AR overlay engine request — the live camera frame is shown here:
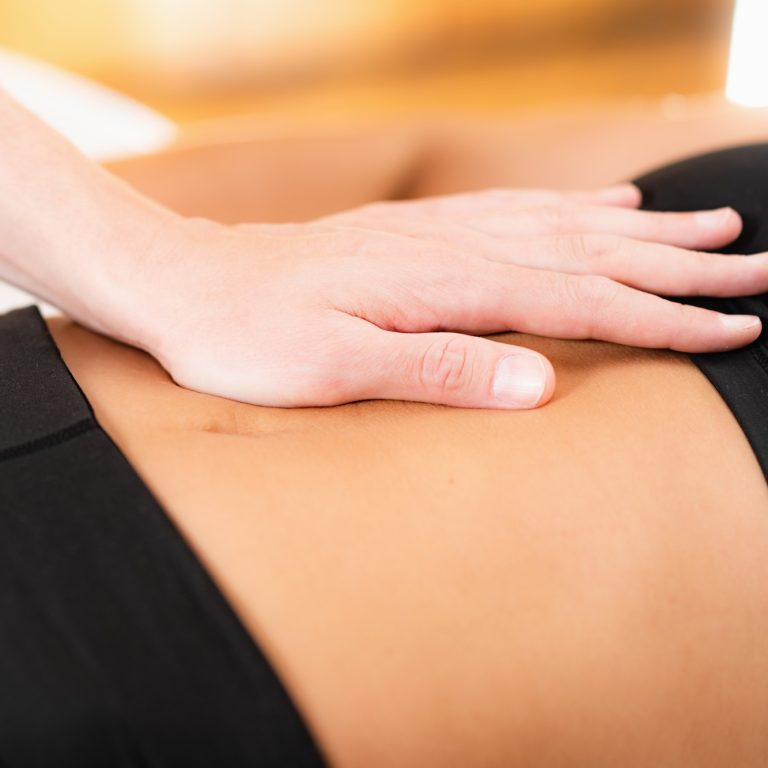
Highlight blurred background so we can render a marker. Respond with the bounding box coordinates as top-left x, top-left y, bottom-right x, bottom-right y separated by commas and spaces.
0, 0, 737, 125
0, 0, 761, 315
